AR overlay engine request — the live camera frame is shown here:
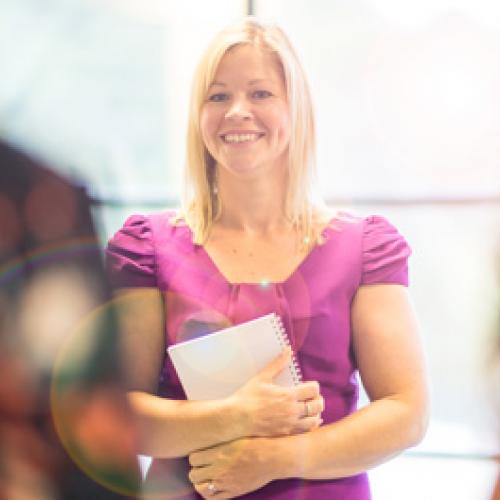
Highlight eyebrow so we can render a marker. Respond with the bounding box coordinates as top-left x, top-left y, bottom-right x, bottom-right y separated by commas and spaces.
209, 81, 226, 88
208, 78, 275, 88
248, 79, 271, 85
